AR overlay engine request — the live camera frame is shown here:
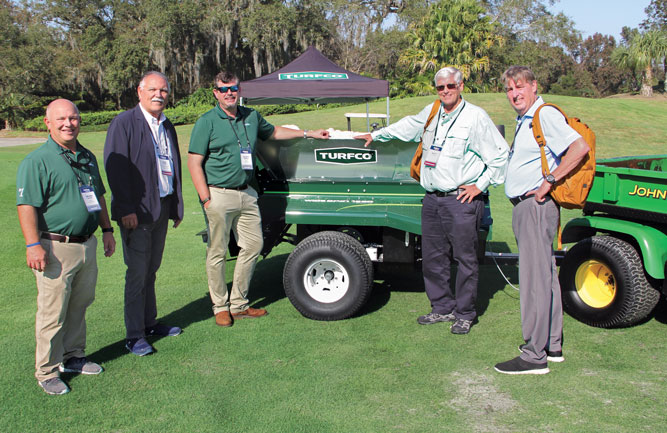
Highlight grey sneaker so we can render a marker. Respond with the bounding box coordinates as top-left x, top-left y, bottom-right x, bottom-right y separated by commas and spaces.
450, 318, 473, 334
38, 377, 70, 395
519, 344, 565, 362
417, 312, 455, 325
59, 357, 104, 375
